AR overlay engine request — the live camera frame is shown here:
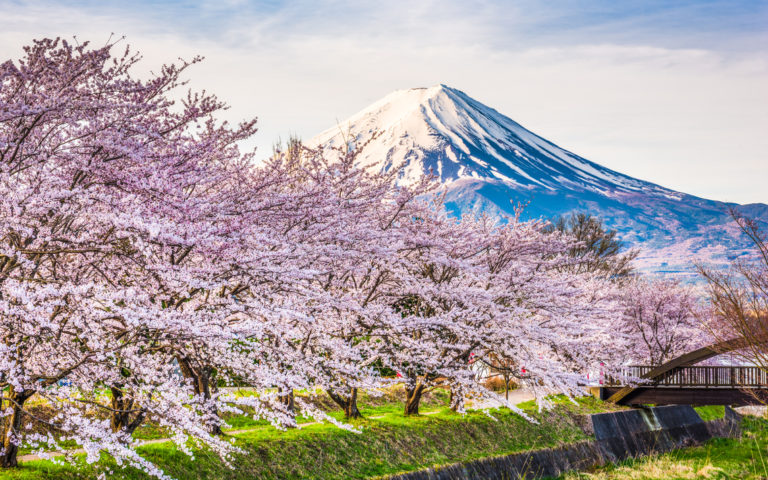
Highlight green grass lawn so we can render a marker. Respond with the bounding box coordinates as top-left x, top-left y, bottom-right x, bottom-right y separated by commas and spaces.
1, 392, 618, 480
693, 406, 726, 422
559, 411, 768, 480
5, 389, 753, 480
